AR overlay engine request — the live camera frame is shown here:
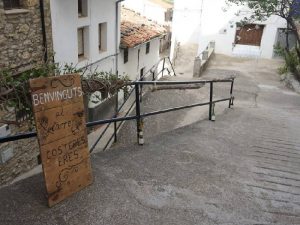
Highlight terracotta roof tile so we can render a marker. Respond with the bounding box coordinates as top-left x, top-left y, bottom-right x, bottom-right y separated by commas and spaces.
120, 8, 166, 48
